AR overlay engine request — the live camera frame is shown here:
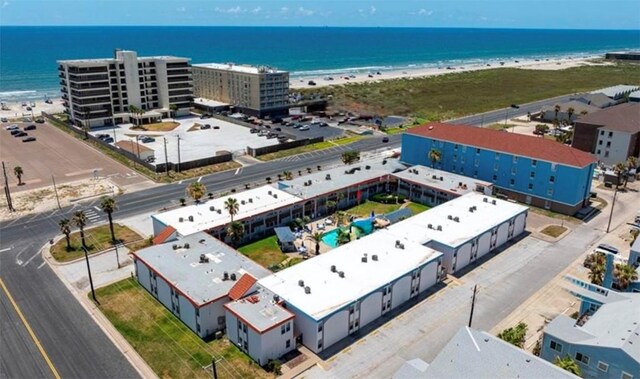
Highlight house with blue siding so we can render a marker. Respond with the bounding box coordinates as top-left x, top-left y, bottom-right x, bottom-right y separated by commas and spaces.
540, 279, 640, 379
401, 122, 597, 215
